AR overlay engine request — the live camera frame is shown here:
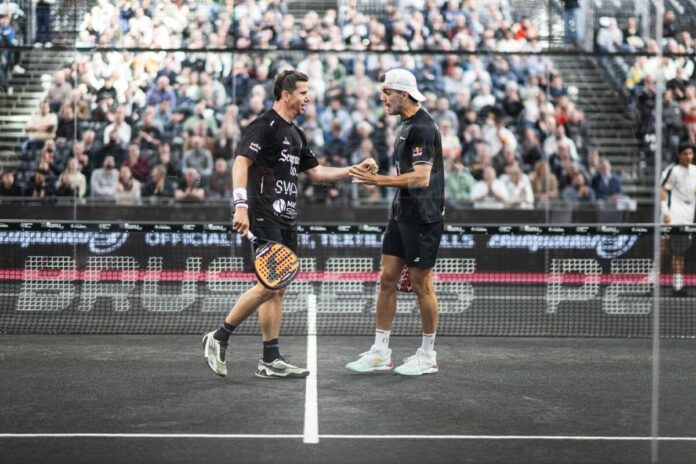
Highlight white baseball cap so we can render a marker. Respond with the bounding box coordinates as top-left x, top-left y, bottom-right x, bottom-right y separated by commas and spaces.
382, 68, 426, 102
